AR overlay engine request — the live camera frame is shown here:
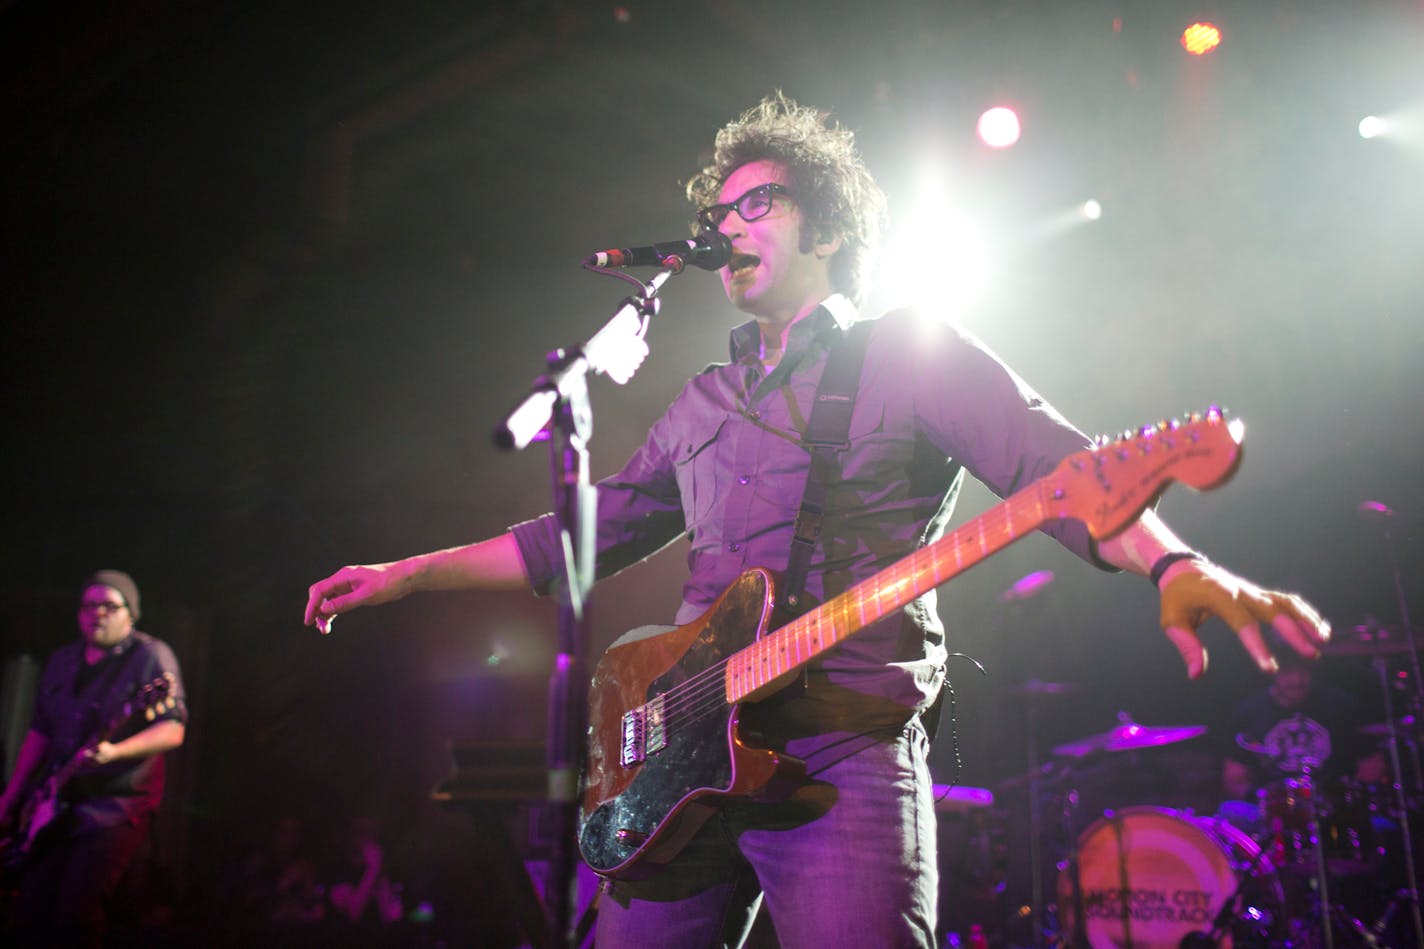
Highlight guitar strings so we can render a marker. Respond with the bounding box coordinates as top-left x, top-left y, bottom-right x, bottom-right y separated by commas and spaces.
635, 497, 1033, 740
638, 550, 932, 734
